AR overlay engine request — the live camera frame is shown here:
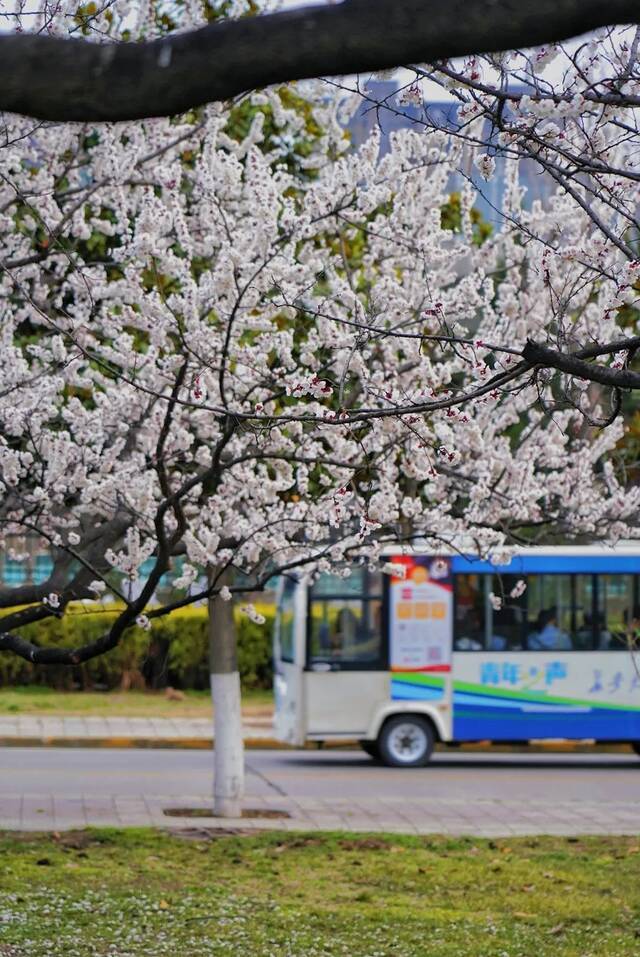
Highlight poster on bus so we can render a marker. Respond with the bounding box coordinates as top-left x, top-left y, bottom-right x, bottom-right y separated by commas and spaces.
388, 555, 453, 673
